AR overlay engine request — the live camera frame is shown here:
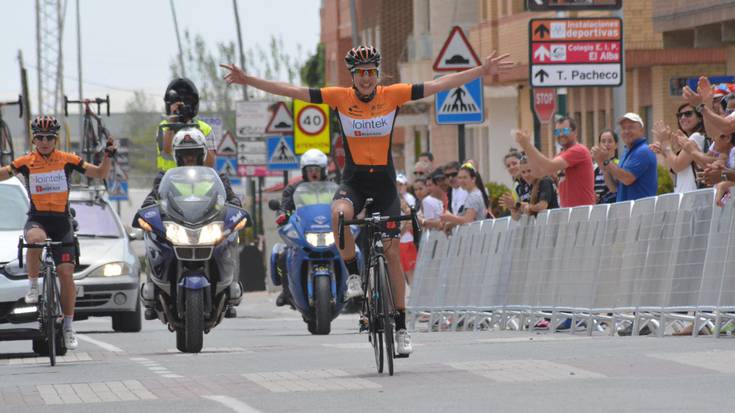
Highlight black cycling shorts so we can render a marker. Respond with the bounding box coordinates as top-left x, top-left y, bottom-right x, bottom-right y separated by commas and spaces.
333, 179, 401, 239
24, 215, 76, 265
